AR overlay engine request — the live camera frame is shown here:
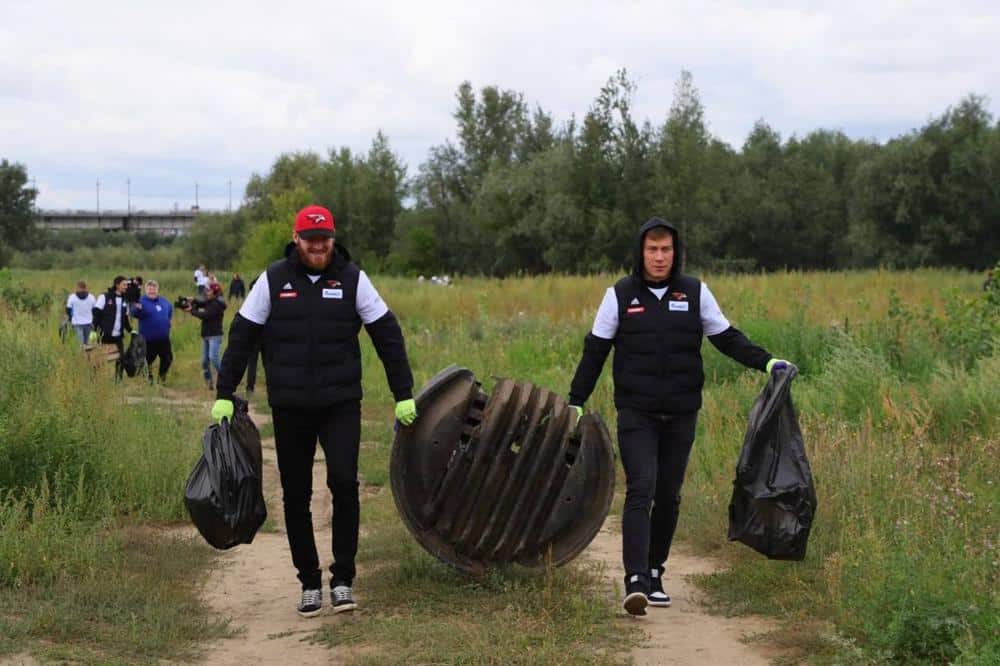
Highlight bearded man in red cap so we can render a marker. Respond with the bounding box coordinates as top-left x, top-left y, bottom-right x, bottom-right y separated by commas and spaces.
212, 205, 417, 617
